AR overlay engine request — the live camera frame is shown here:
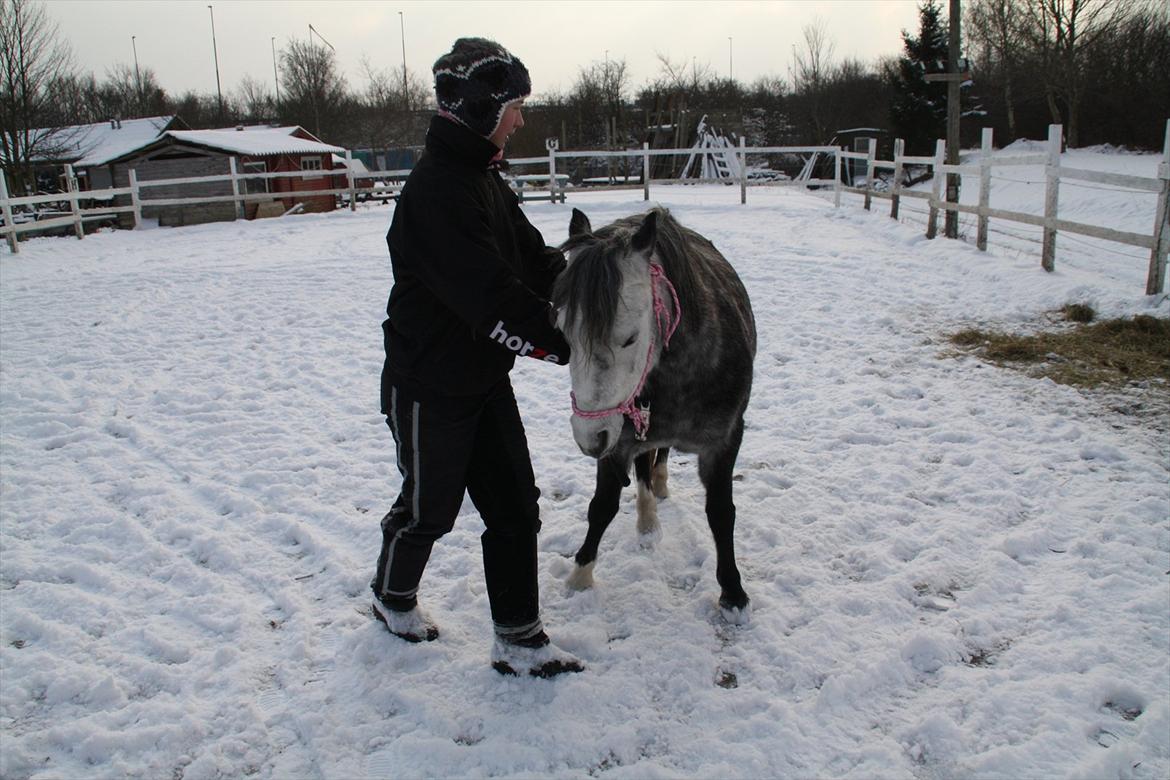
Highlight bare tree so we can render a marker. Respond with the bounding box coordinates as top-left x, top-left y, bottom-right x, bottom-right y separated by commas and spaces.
567, 58, 632, 147
0, 0, 77, 193
967, 0, 1025, 140
358, 57, 430, 147
1022, 0, 1133, 146
235, 74, 274, 124
279, 39, 347, 139
791, 18, 837, 141
653, 53, 714, 108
